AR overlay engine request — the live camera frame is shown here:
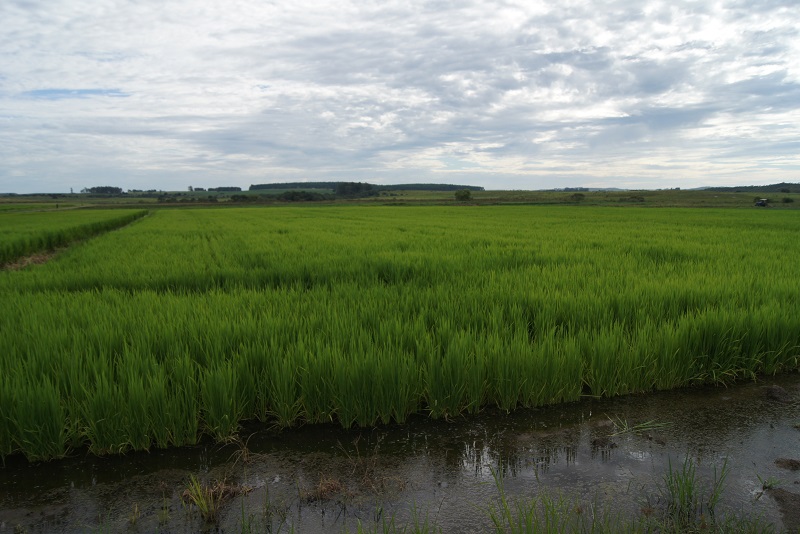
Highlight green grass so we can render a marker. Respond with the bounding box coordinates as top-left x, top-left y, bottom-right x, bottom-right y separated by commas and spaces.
0, 205, 798, 461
